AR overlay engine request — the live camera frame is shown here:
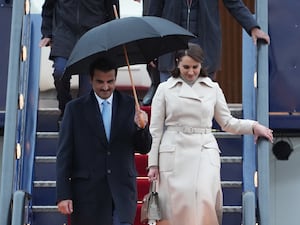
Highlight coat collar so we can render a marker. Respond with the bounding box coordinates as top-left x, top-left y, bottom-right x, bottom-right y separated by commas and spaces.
166, 76, 215, 88
165, 76, 215, 101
